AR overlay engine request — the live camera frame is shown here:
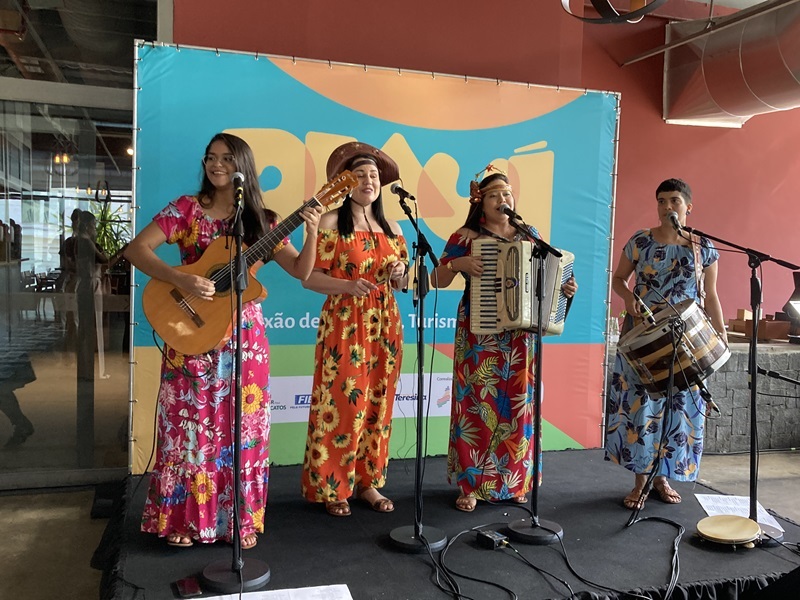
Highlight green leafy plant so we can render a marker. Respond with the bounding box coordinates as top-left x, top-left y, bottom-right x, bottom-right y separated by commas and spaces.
91, 183, 132, 270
